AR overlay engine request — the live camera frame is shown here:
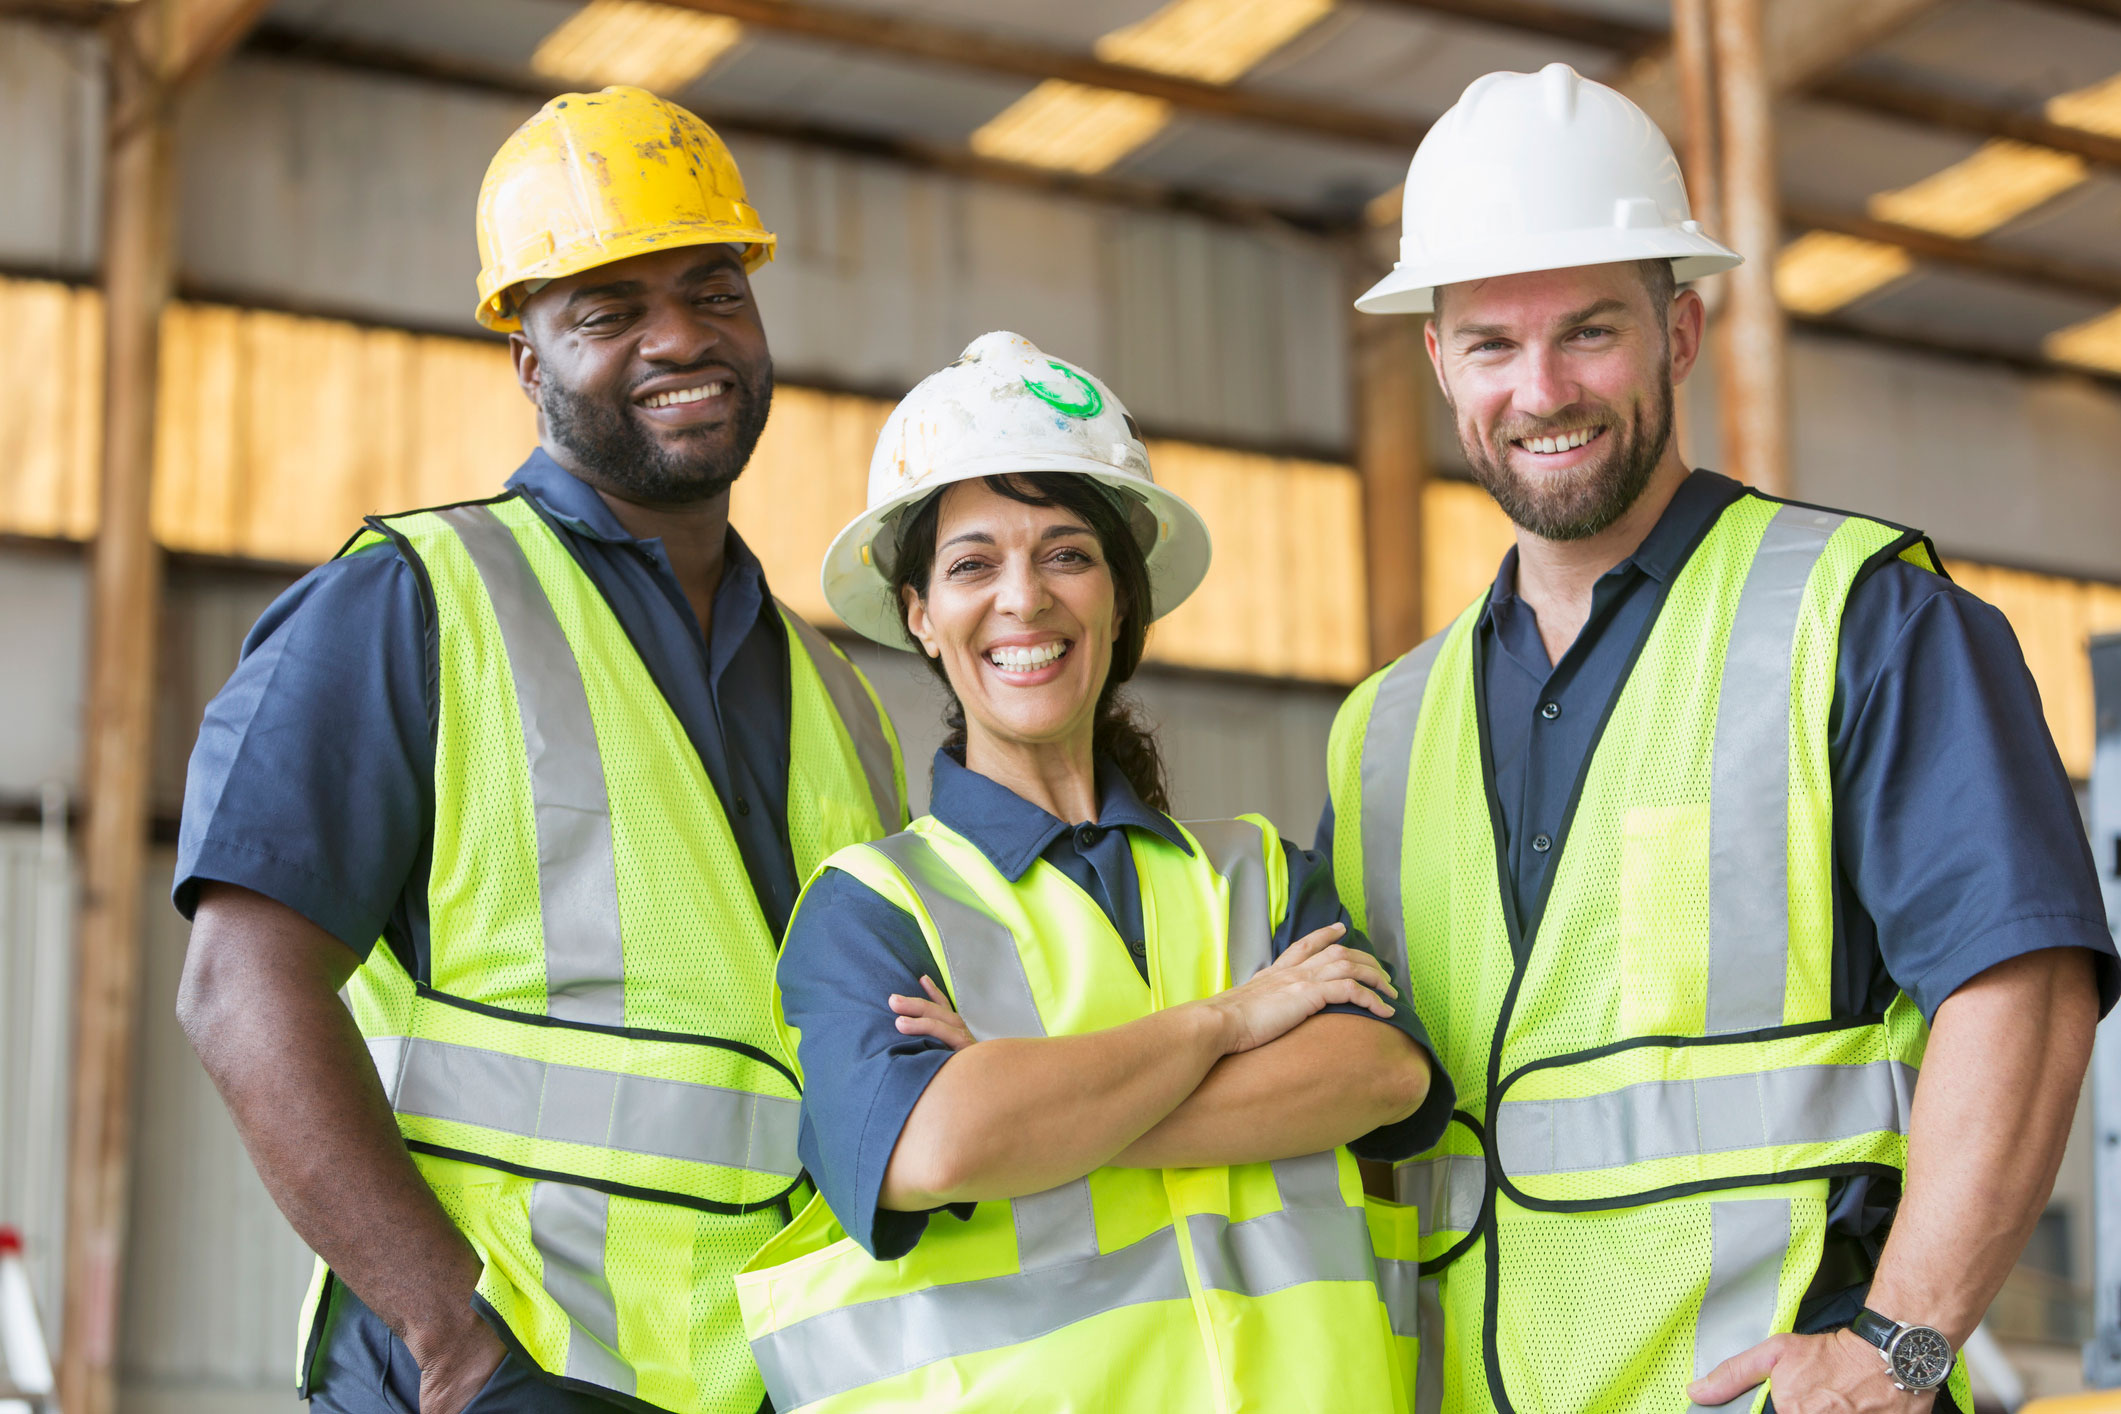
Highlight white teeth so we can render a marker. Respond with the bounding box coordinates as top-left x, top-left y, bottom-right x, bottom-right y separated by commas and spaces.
643, 382, 727, 409
988, 641, 1068, 671
1520, 427, 1600, 454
